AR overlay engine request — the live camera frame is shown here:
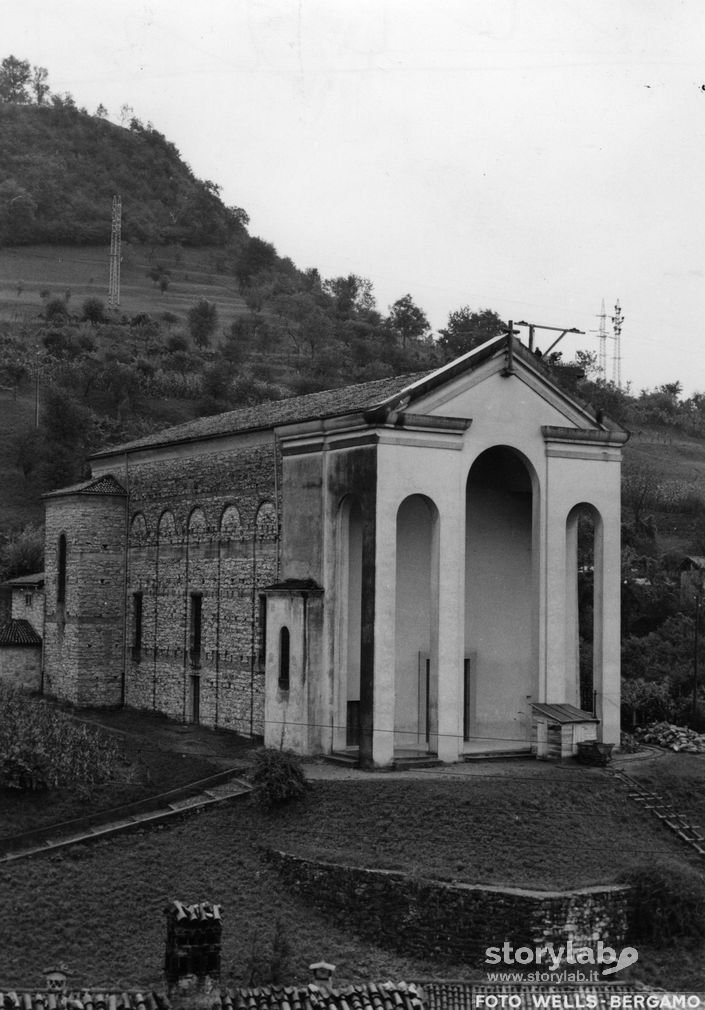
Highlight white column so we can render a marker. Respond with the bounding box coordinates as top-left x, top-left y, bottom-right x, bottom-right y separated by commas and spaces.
594, 511, 621, 745
544, 501, 568, 702
372, 500, 396, 767
564, 512, 580, 708
434, 497, 465, 762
